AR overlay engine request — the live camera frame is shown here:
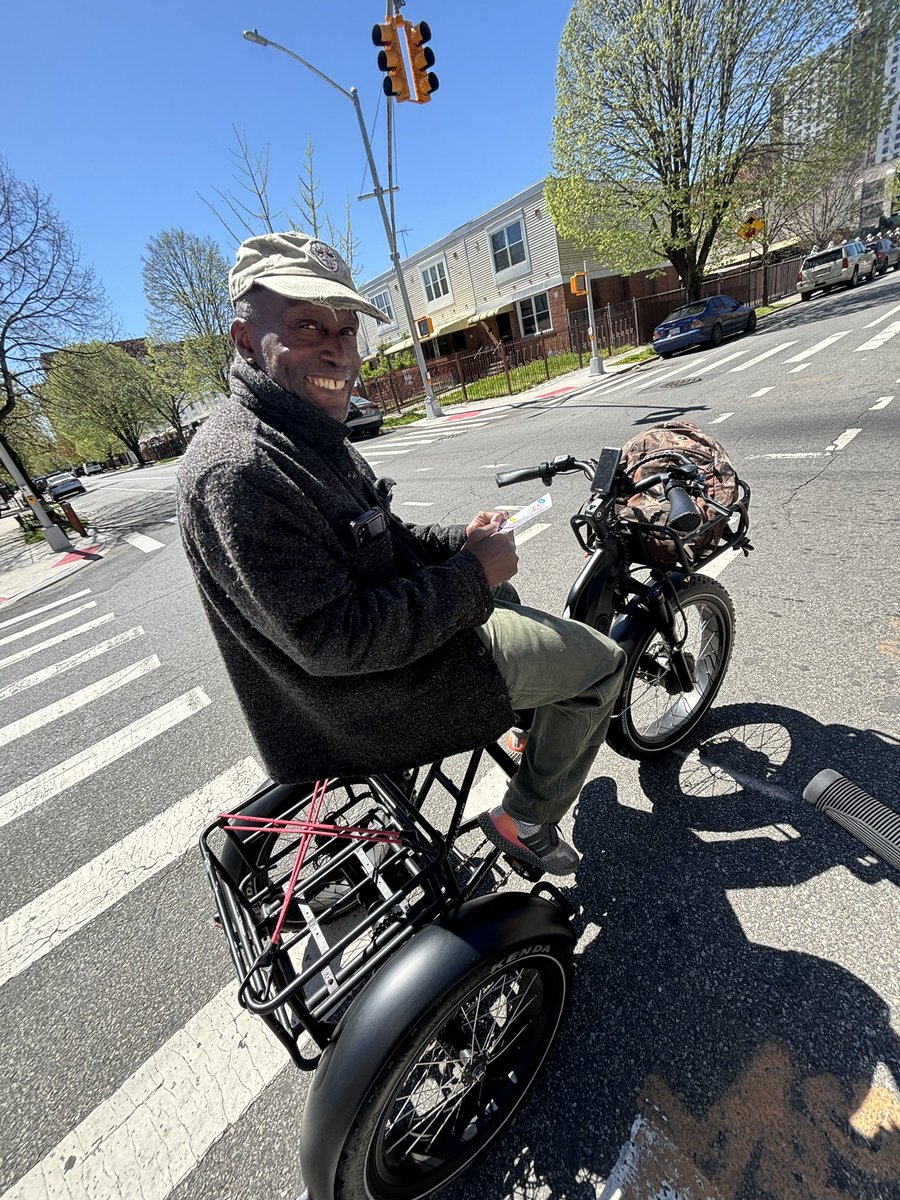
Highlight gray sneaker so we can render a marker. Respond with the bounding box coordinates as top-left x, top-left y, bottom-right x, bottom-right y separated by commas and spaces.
478, 805, 581, 876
